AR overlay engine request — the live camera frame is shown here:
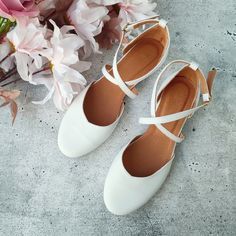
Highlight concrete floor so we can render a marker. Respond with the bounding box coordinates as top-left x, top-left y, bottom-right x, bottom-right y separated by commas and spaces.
0, 0, 236, 235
